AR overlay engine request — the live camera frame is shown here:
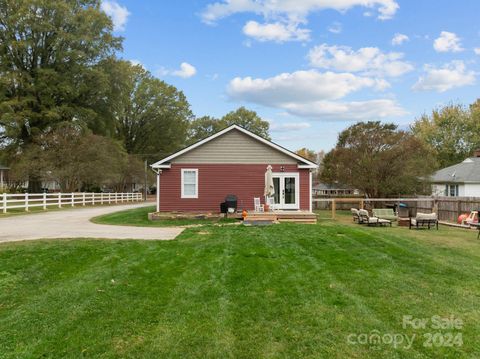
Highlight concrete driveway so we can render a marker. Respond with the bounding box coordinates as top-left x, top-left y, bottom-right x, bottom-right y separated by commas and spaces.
0, 203, 184, 243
